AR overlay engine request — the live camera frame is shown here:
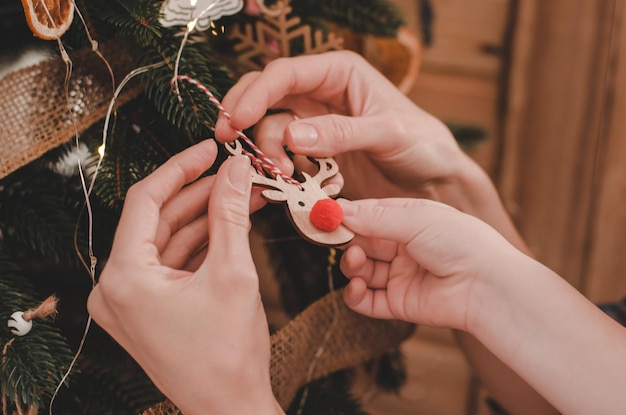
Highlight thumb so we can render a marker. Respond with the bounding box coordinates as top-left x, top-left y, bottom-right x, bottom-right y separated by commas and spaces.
337, 198, 448, 245
202, 155, 254, 268
338, 198, 512, 276
285, 114, 393, 157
